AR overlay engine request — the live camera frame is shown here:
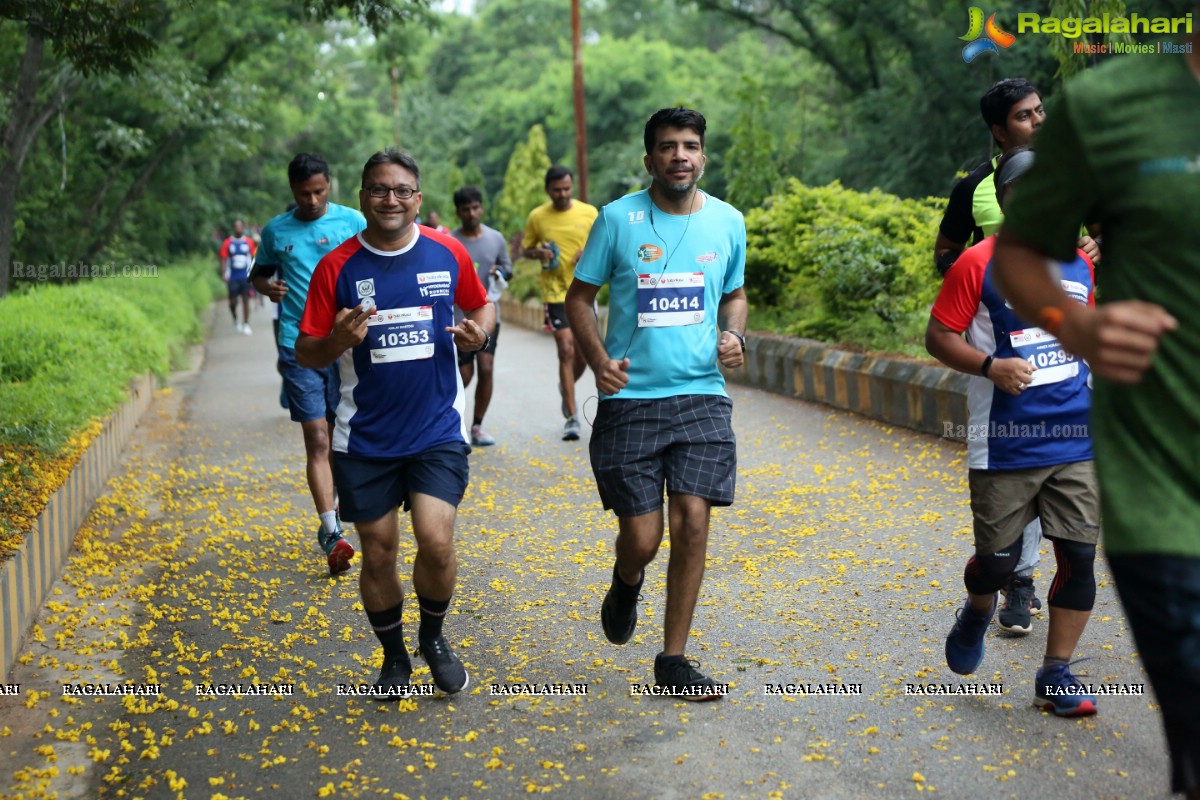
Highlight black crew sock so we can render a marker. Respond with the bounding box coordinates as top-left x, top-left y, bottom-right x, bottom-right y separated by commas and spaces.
1042, 654, 1070, 672
473, 417, 483, 427
365, 604, 405, 659
417, 595, 451, 642
611, 563, 644, 595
